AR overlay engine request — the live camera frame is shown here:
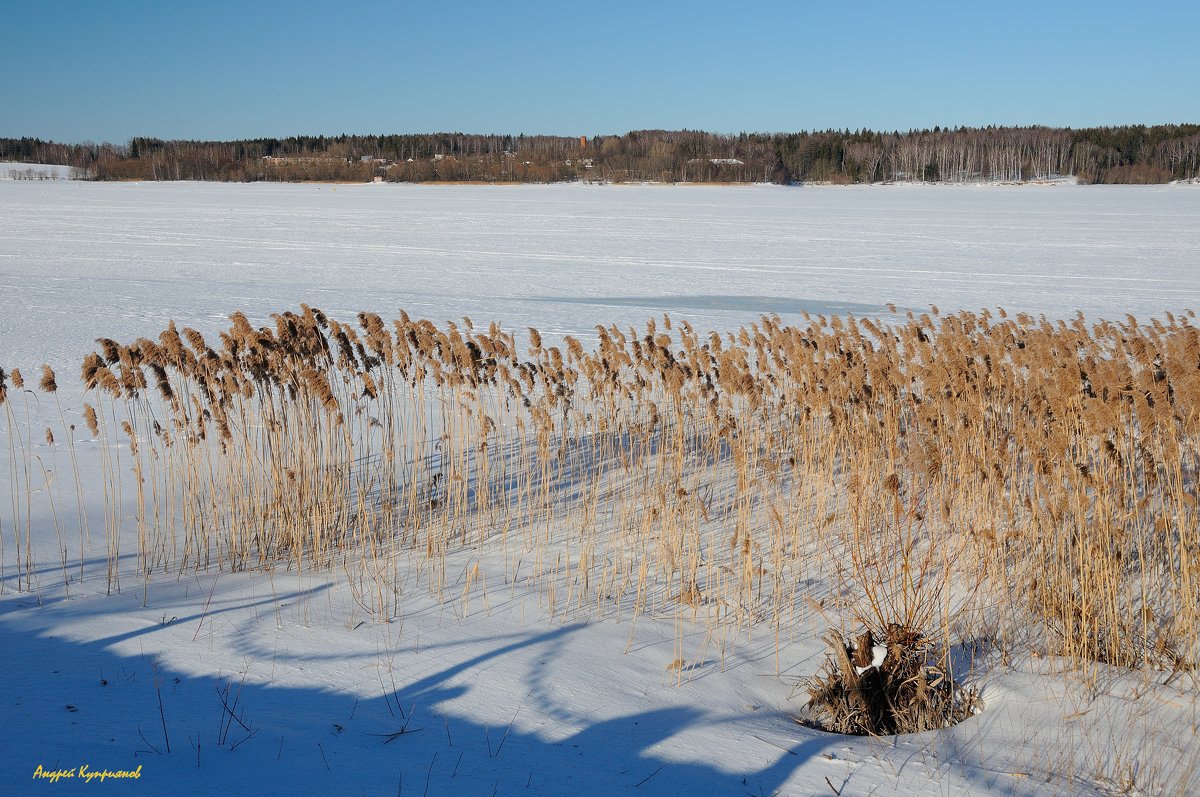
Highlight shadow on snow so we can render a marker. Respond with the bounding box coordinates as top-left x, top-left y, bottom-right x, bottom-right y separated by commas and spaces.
0, 589, 826, 796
